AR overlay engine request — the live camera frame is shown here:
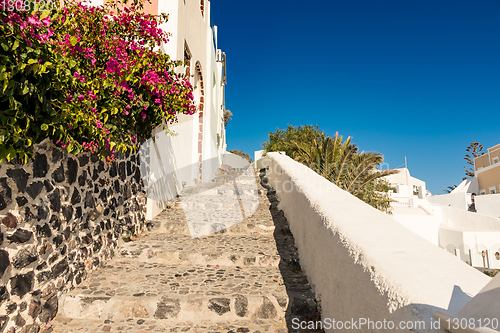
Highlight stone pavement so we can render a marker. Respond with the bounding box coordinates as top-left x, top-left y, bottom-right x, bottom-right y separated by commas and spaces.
50, 169, 323, 332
